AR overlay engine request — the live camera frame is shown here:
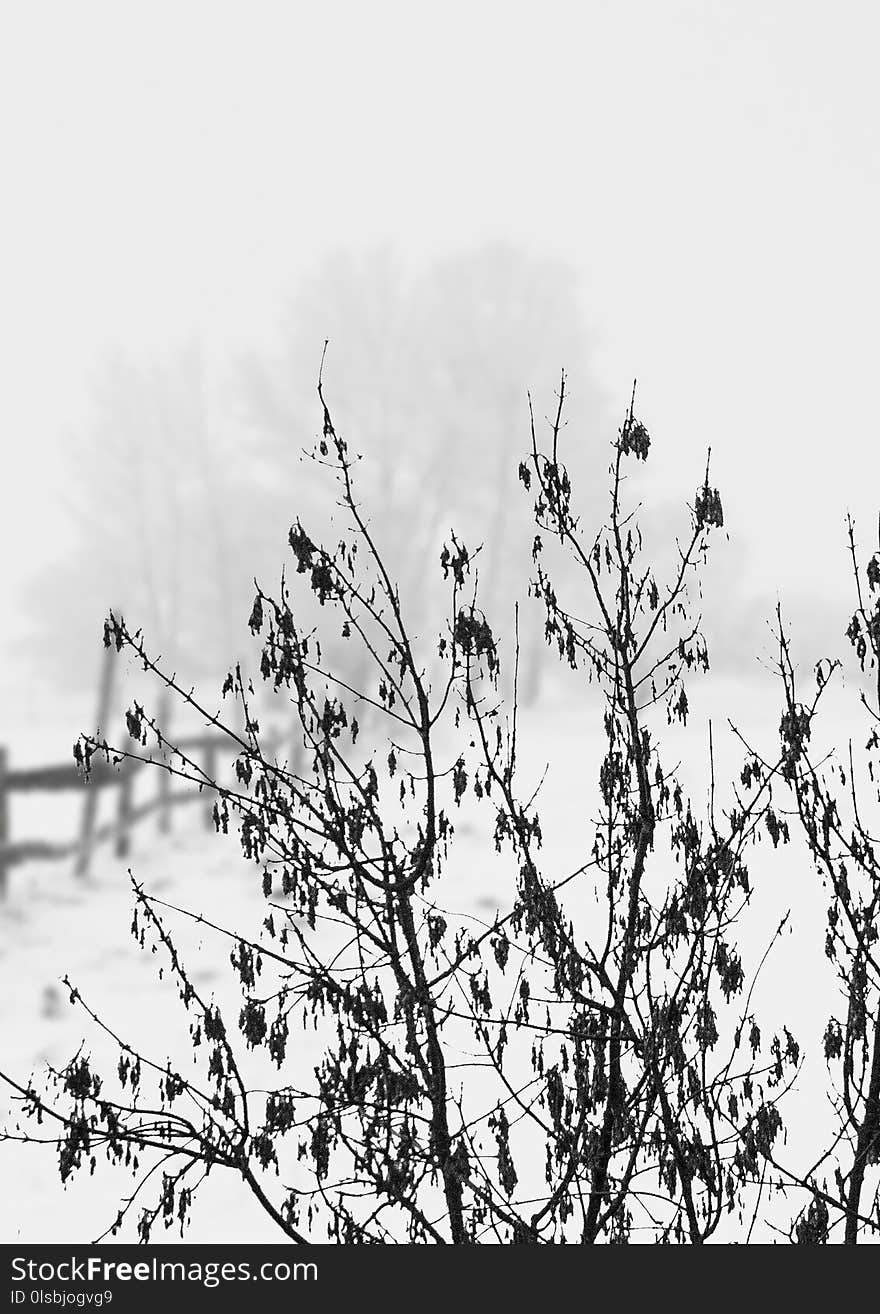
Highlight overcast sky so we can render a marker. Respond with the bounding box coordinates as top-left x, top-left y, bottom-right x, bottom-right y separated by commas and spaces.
1, 1, 878, 706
